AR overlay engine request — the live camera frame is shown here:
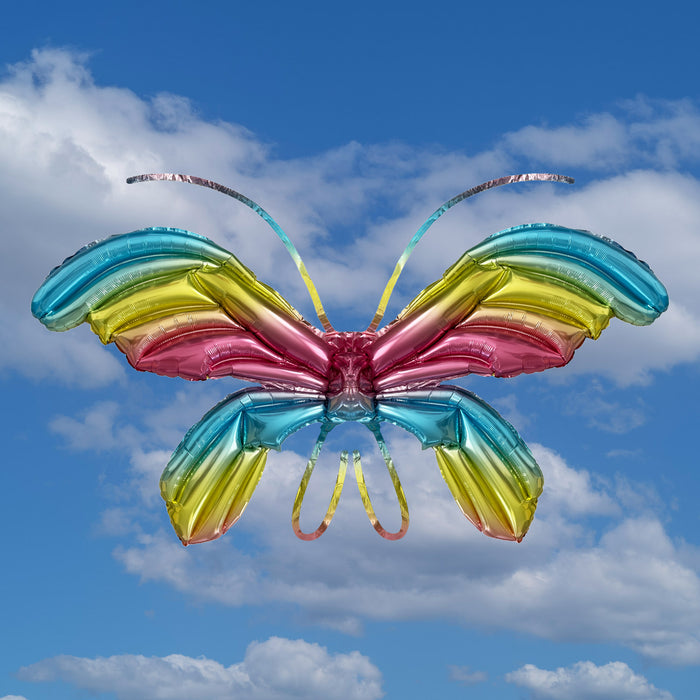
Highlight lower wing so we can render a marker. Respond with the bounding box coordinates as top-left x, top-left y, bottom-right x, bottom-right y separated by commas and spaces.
161, 389, 325, 544
376, 386, 542, 541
